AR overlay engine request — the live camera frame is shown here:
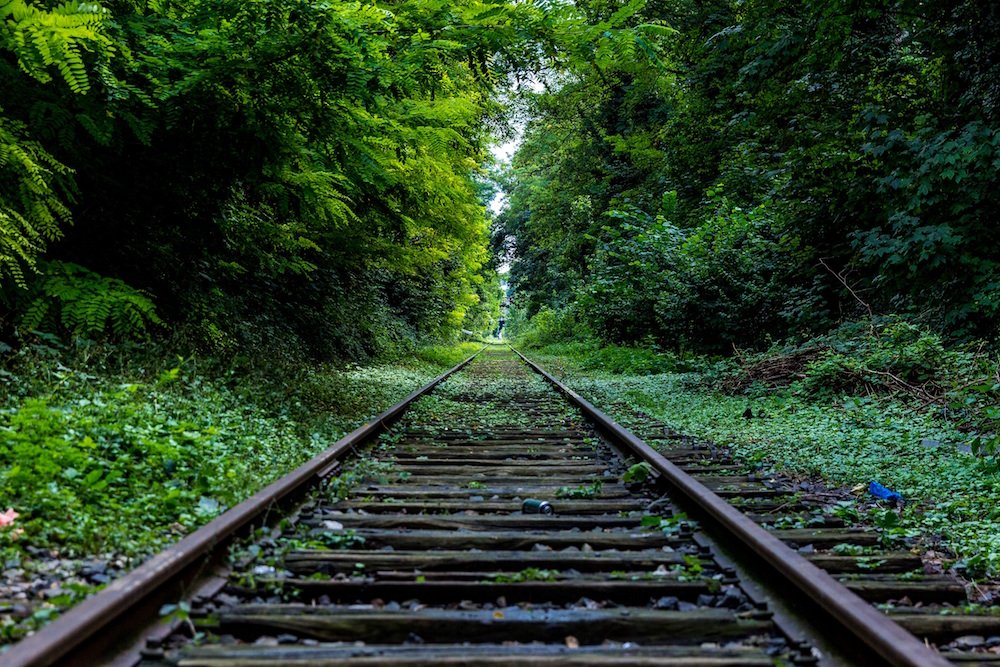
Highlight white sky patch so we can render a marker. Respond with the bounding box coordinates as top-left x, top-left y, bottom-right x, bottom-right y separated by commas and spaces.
488, 137, 517, 215
488, 193, 508, 215
492, 138, 521, 163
